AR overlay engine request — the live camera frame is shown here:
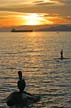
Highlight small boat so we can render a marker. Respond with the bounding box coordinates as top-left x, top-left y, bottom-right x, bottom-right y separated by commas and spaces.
6, 91, 40, 107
